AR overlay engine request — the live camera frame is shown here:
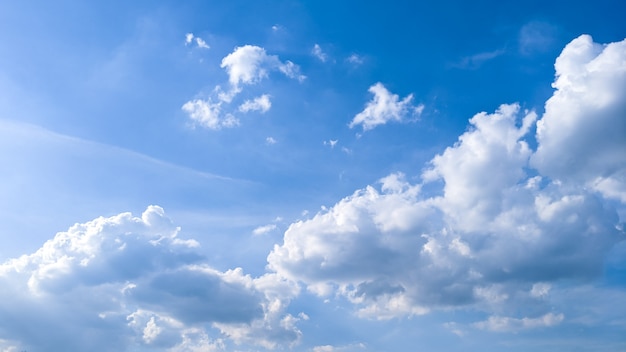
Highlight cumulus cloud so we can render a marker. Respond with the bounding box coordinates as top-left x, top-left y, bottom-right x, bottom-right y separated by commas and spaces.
532, 34, 626, 202
221, 45, 305, 90
183, 45, 302, 129
268, 36, 626, 327
182, 98, 239, 130
239, 94, 272, 113
0, 206, 301, 351
349, 83, 424, 131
